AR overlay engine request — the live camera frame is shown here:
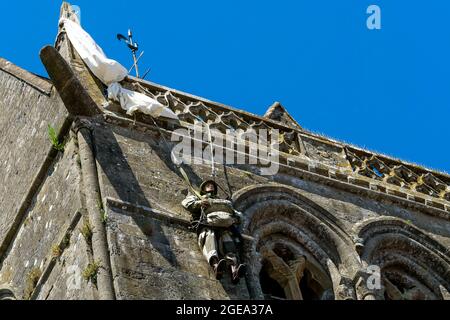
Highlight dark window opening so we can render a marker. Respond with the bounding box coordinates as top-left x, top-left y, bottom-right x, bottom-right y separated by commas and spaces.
272, 243, 295, 264
299, 270, 325, 300
384, 275, 427, 300
259, 266, 286, 300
